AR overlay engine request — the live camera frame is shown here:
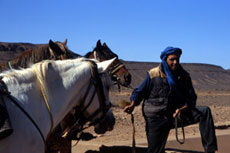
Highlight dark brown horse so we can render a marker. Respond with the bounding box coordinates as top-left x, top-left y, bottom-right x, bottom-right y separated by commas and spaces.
0, 39, 77, 72
85, 40, 132, 88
